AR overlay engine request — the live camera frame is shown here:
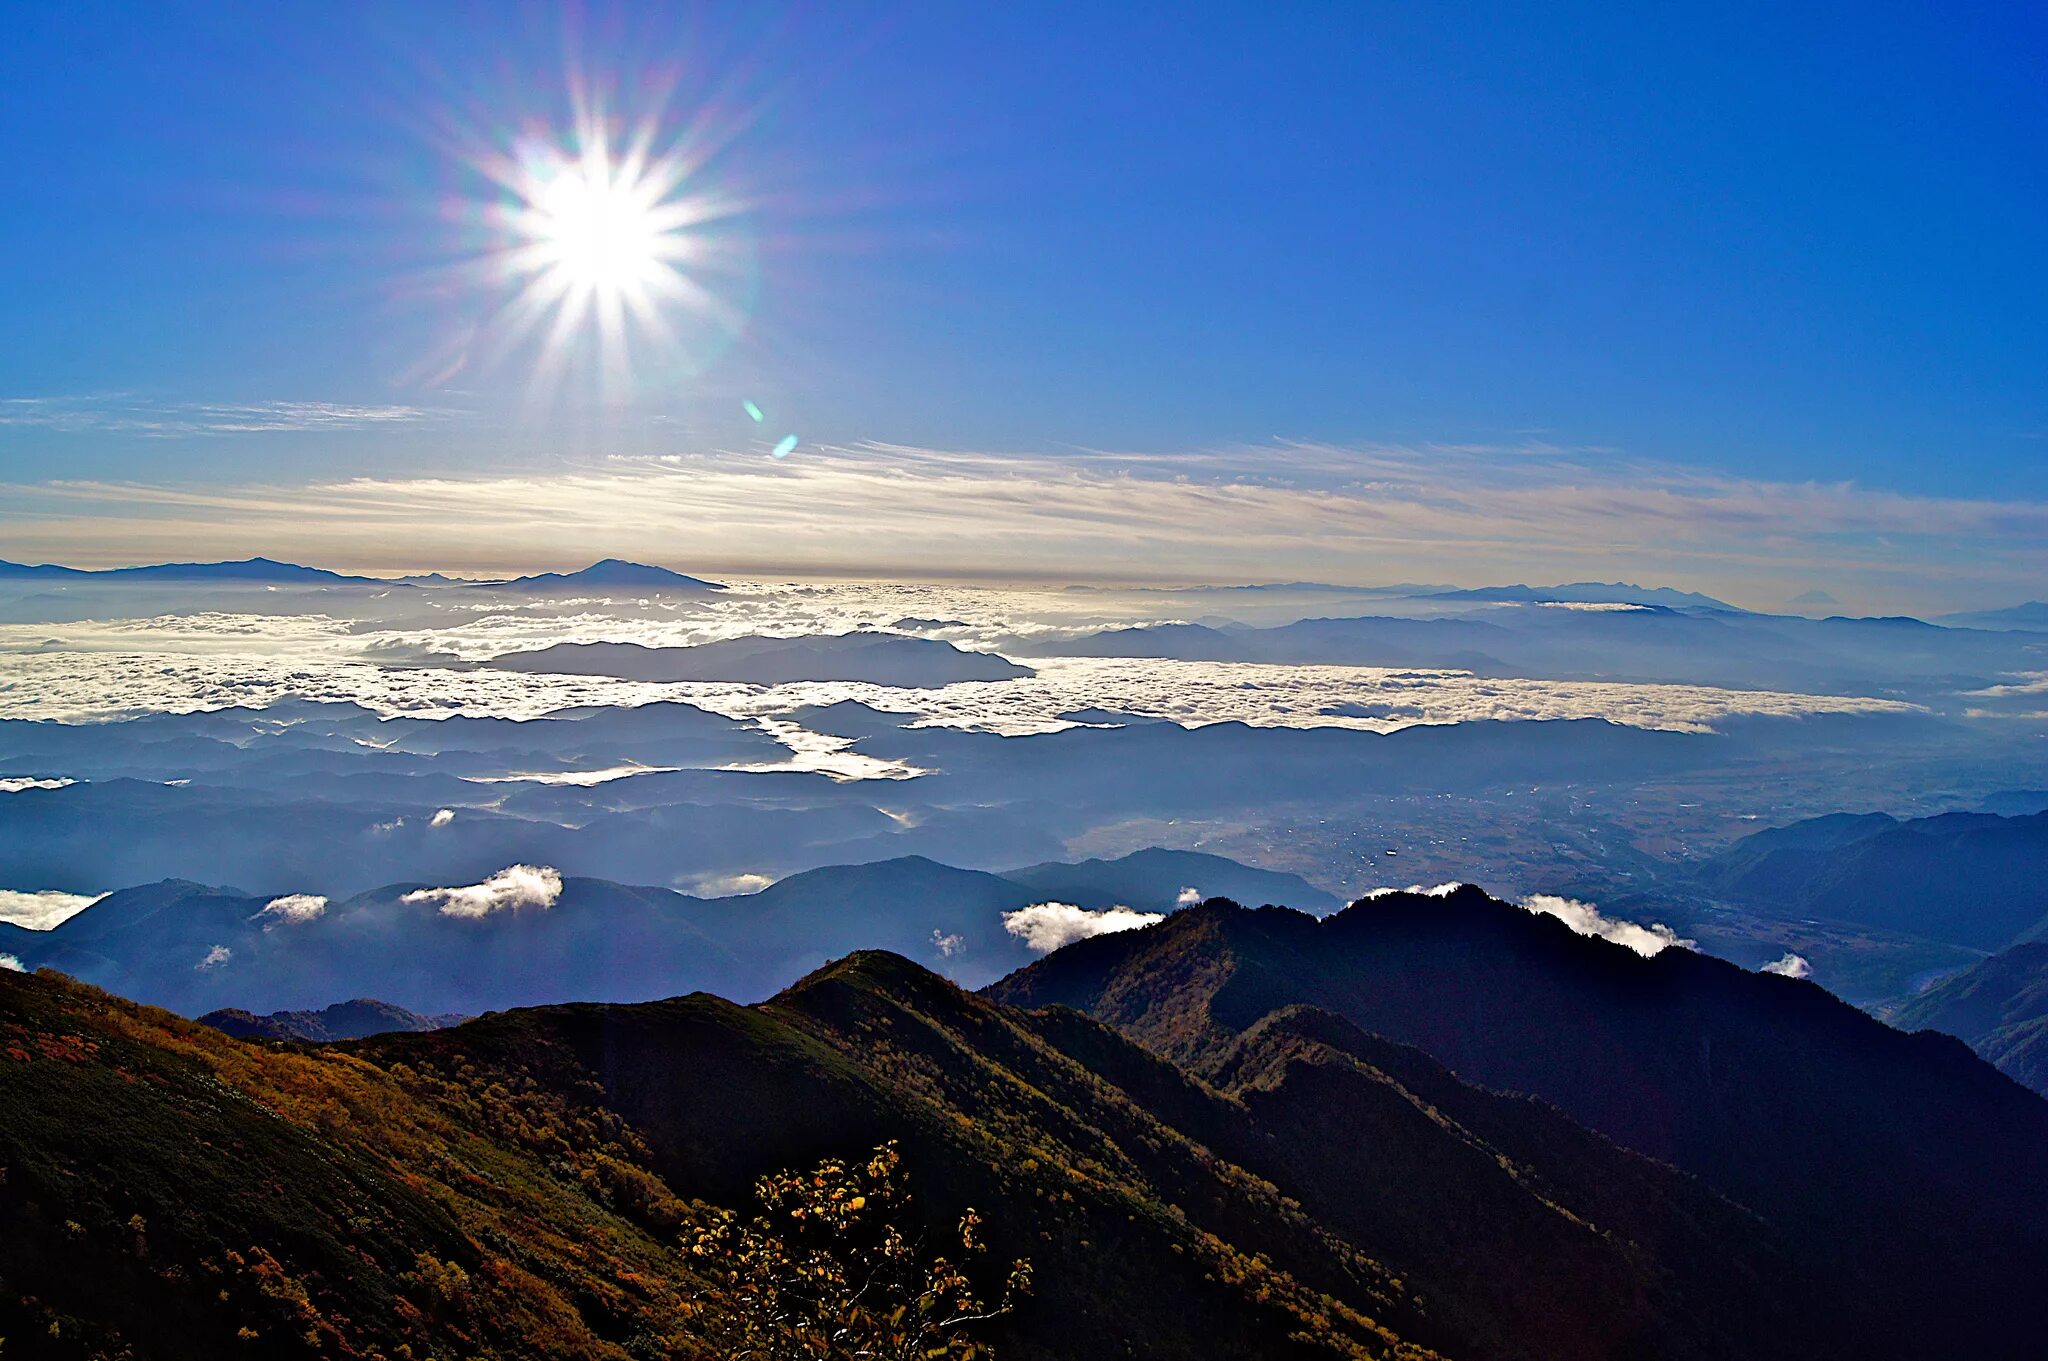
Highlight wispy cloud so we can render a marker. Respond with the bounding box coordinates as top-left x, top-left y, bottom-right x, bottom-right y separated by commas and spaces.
1519, 893, 1694, 957
253, 893, 329, 928
3, 440, 2045, 609
0, 394, 441, 436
